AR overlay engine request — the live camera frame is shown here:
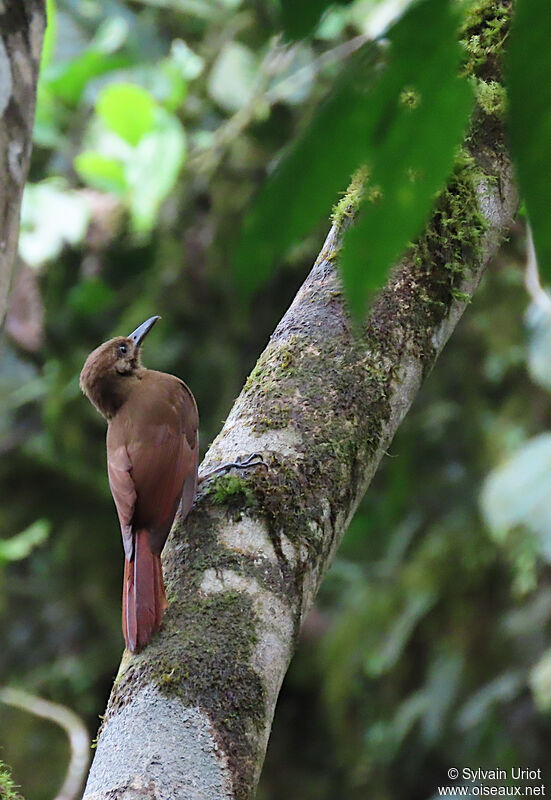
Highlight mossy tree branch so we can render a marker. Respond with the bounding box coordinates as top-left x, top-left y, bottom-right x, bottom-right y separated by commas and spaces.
0, 0, 45, 326
84, 3, 517, 799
